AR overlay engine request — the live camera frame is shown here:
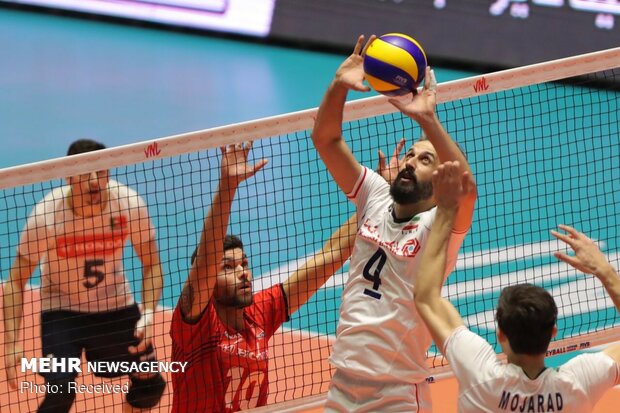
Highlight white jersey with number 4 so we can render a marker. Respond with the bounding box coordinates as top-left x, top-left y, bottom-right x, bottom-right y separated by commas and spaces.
329, 167, 468, 383
444, 327, 620, 413
18, 180, 155, 313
